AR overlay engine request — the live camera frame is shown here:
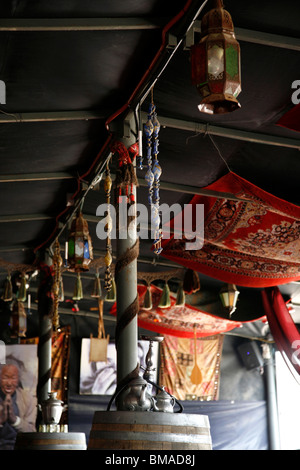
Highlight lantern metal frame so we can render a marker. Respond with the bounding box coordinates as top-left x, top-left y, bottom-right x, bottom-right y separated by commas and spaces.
219, 283, 240, 317
67, 212, 93, 272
